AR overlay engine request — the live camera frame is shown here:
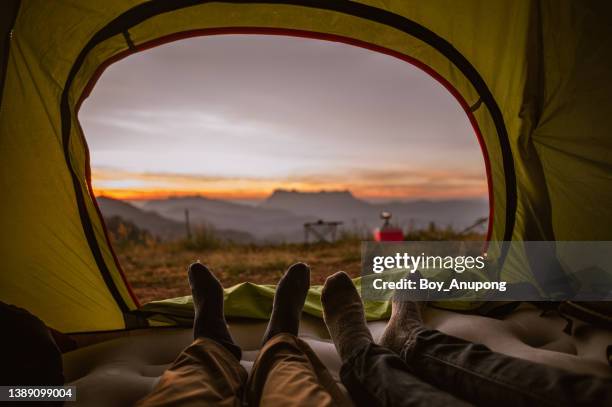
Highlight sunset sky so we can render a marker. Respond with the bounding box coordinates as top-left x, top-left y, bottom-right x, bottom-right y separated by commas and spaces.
80, 35, 487, 202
